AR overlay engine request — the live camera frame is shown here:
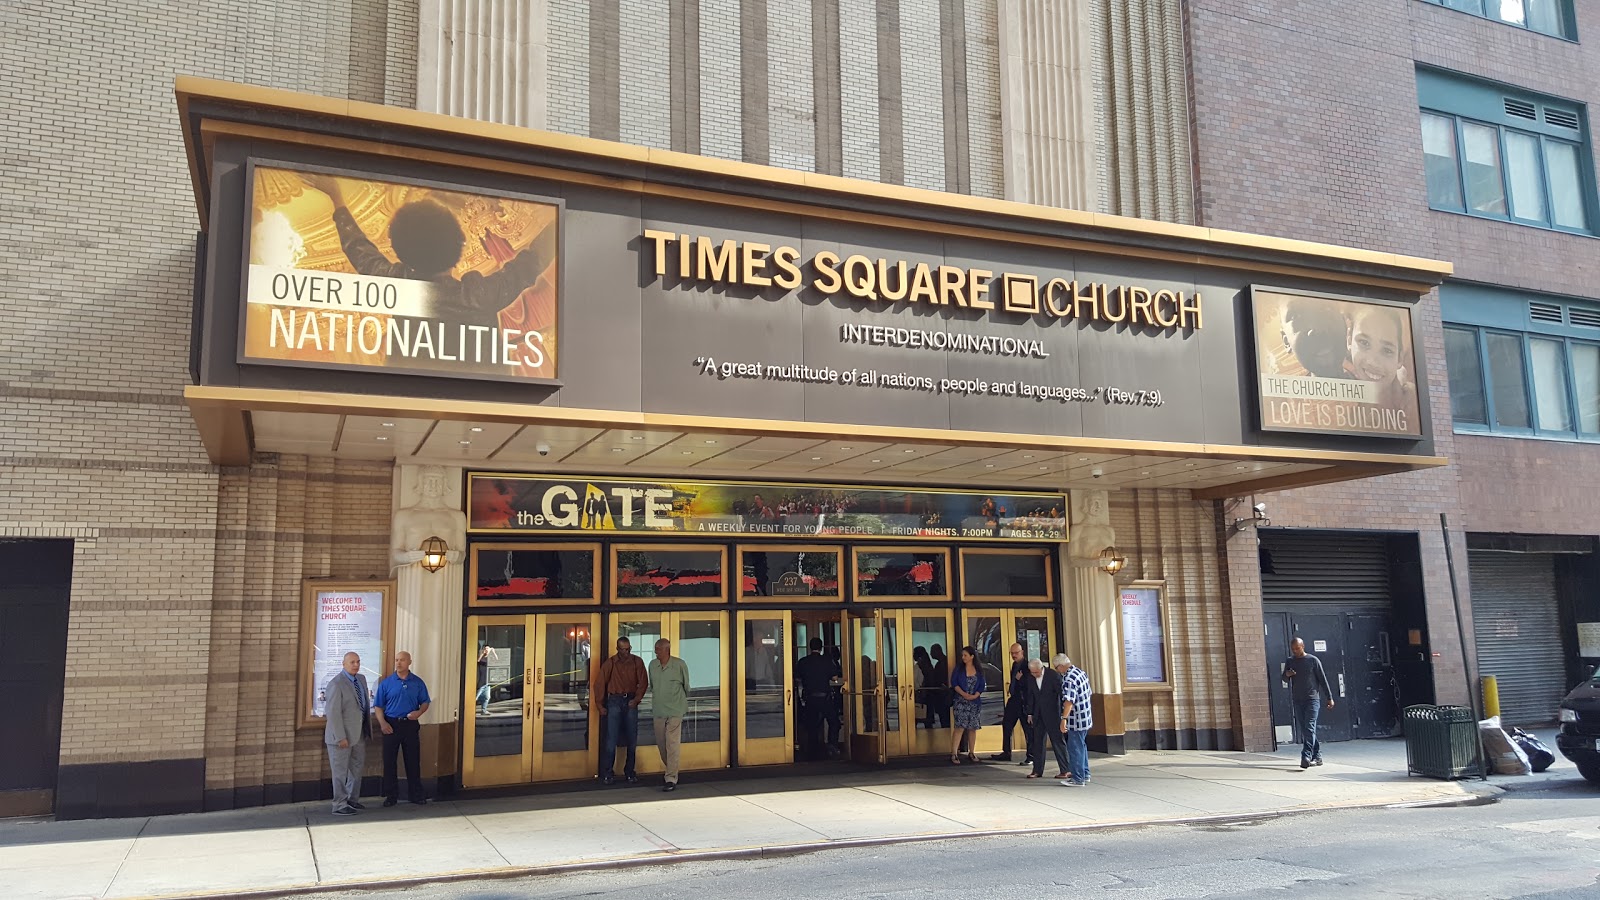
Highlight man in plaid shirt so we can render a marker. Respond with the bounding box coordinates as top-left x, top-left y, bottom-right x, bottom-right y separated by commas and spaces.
1055, 654, 1093, 786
